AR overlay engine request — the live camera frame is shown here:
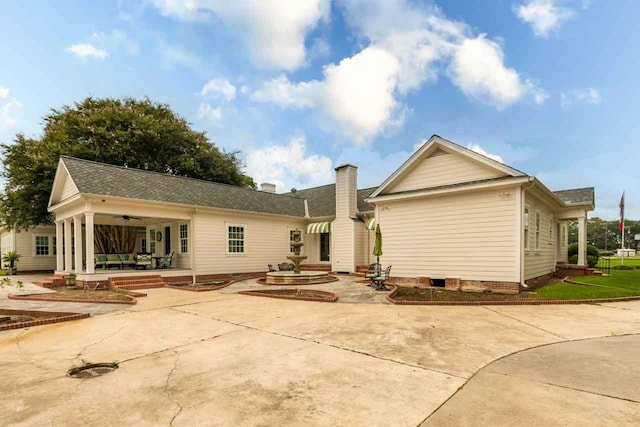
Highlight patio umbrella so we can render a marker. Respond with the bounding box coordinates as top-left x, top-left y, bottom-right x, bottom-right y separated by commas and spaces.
373, 224, 383, 266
